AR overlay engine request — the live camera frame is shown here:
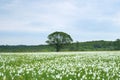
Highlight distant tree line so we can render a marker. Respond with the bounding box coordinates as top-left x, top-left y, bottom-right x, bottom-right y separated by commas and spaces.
0, 39, 120, 52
